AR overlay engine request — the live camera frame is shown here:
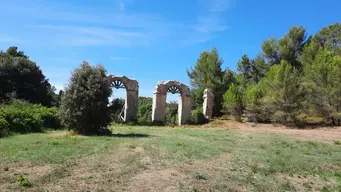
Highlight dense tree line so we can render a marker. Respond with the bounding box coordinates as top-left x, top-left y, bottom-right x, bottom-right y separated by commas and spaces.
0, 47, 59, 106
214, 23, 341, 126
